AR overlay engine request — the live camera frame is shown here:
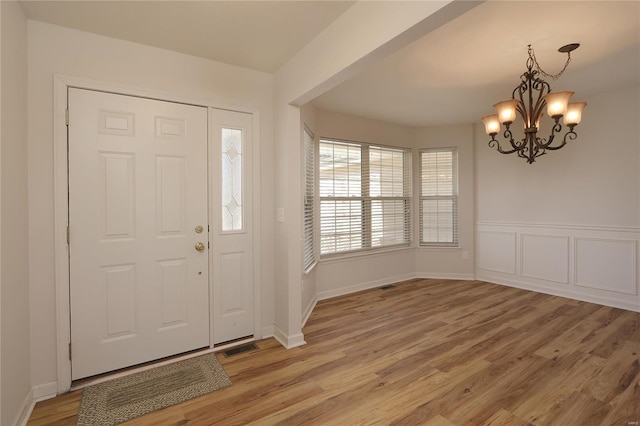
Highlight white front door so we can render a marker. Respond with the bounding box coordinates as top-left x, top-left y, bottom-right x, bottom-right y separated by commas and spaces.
210, 109, 255, 344
68, 88, 210, 380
